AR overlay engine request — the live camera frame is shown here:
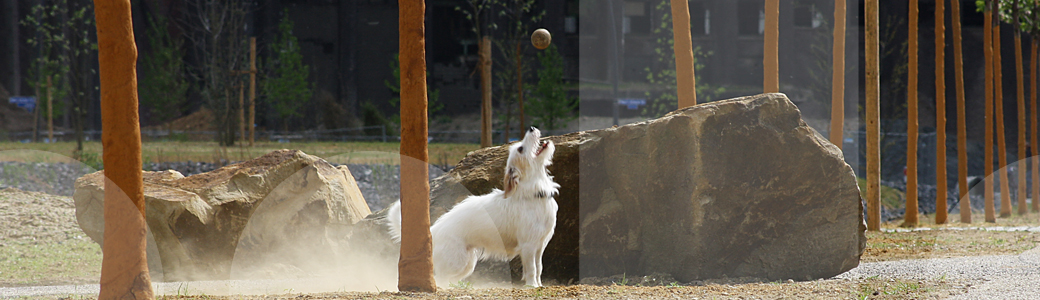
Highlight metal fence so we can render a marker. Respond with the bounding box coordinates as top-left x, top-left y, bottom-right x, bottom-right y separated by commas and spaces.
0, 126, 578, 144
